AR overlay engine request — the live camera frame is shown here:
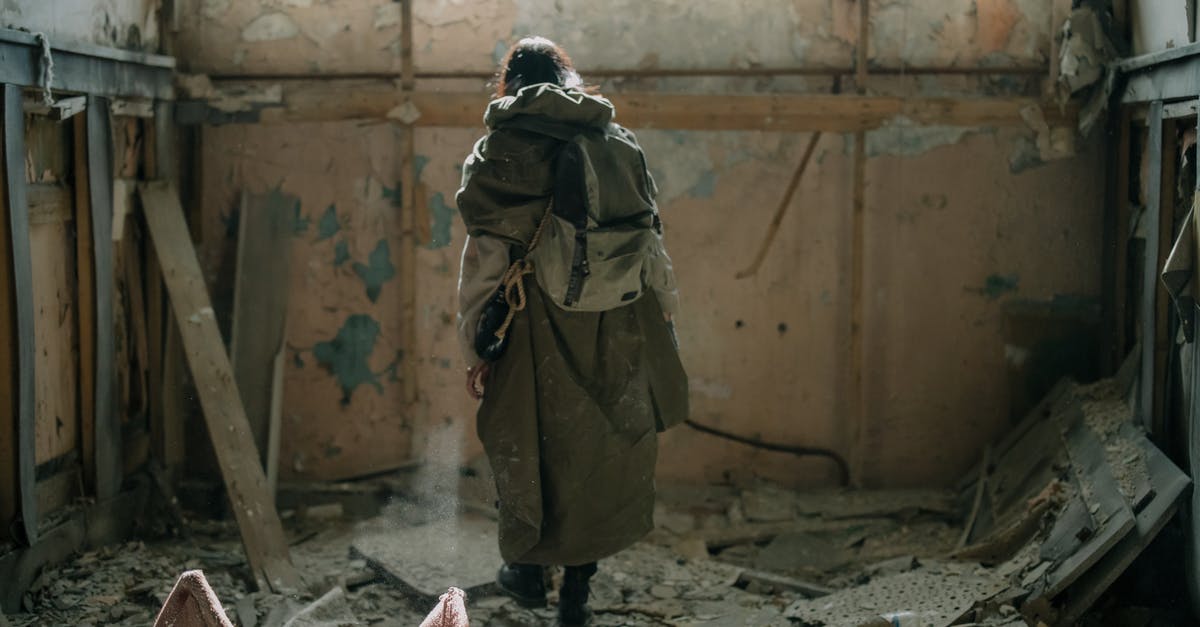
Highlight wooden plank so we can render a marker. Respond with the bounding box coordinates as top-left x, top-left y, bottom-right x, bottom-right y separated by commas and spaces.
30, 220, 78, 465
1113, 110, 1132, 365
73, 112, 96, 495
147, 99, 184, 478
3, 84, 37, 544
87, 95, 121, 500
200, 81, 1078, 131
1139, 101, 1163, 431
0, 94, 17, 540
124, 222, 150, 421
230, 189, 294, 464
138, 180, 300, 592
1153, 118, 1178, 435
266, 342, 284, 496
